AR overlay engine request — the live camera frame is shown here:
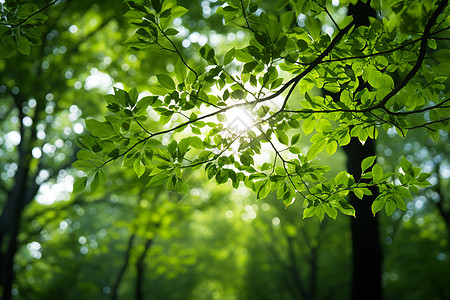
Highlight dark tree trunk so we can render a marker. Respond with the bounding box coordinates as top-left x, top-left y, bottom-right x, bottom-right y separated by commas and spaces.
343, 138, 382, 300
111, 233, 136, 300
0, 95, 32, 300
135, 238, 153, 300
338, 1, 383, 299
